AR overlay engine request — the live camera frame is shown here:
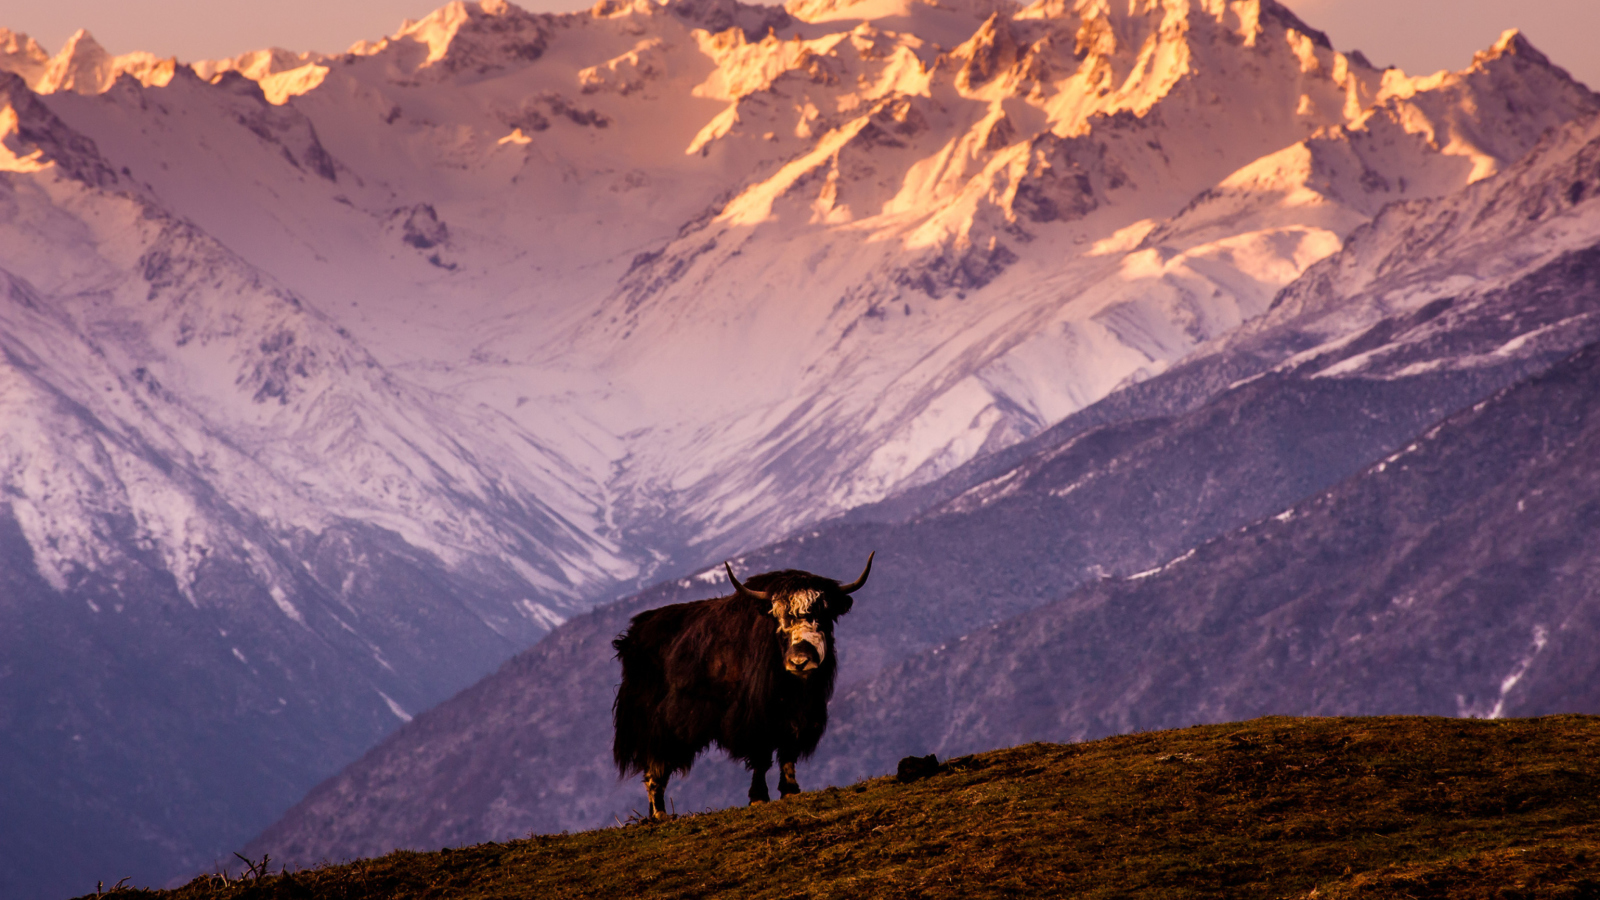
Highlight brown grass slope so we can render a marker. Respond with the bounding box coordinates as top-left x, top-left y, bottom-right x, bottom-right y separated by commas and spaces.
96, 716, 1600, 900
